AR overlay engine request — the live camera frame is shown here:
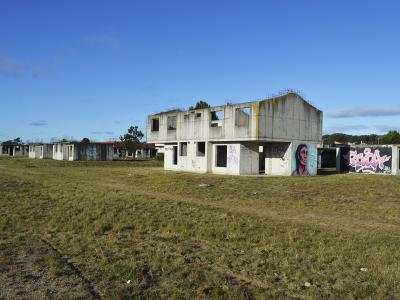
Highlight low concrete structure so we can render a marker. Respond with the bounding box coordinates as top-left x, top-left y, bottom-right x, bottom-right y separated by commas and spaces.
98, 141, 158, 159
336, 145, 400, 175
147, 92, 323, 176
135, 143, 157, 159
28, 144, 53, 159
52, 142, 113, 161
0, 143, 29, 157
96, 141, 128, 159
